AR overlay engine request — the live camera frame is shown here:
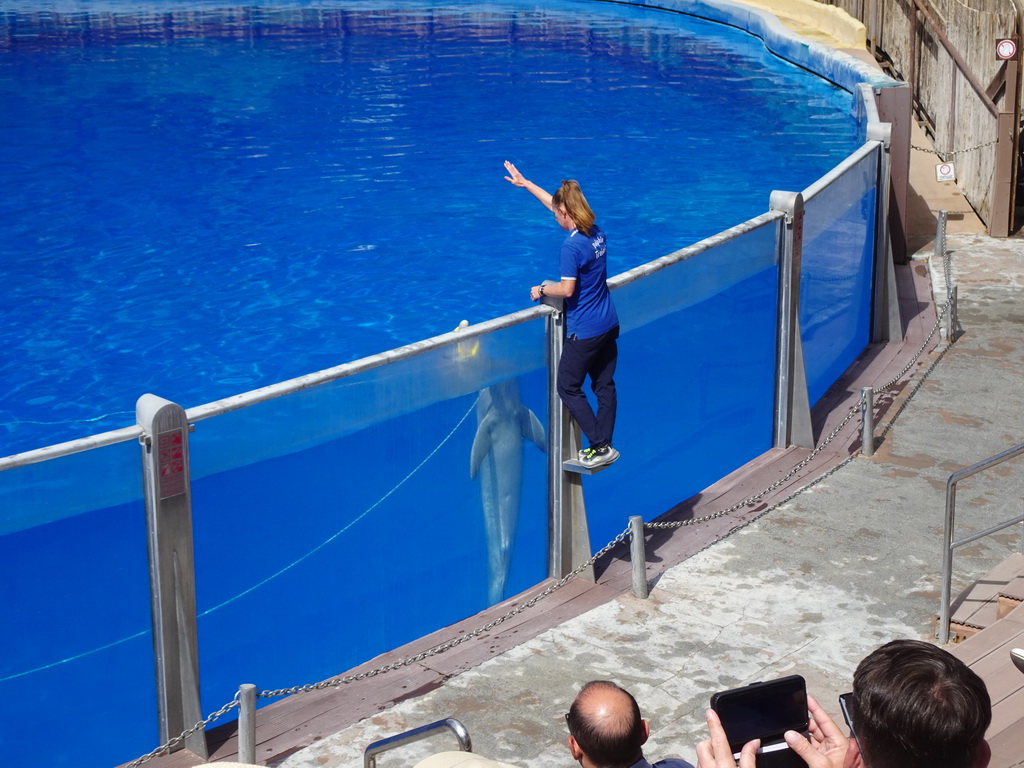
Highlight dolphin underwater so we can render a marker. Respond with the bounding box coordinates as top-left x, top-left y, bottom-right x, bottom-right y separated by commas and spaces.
469, 379, 546, 605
